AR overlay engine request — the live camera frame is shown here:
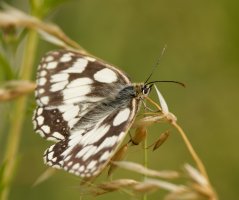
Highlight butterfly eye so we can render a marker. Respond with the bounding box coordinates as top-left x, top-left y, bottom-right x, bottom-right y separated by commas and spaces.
142, 85, 151, 95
